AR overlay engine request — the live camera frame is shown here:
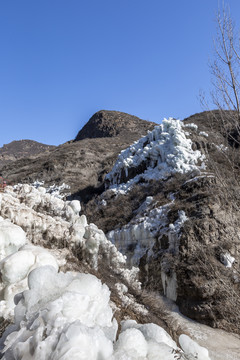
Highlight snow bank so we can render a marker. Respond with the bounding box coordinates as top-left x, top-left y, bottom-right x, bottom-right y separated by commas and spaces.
105, 118, 205, 192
